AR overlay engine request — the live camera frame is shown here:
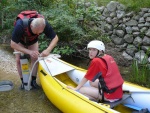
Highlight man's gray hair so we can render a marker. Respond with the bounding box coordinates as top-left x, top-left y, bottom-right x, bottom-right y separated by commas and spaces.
32, 18, 45, 28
